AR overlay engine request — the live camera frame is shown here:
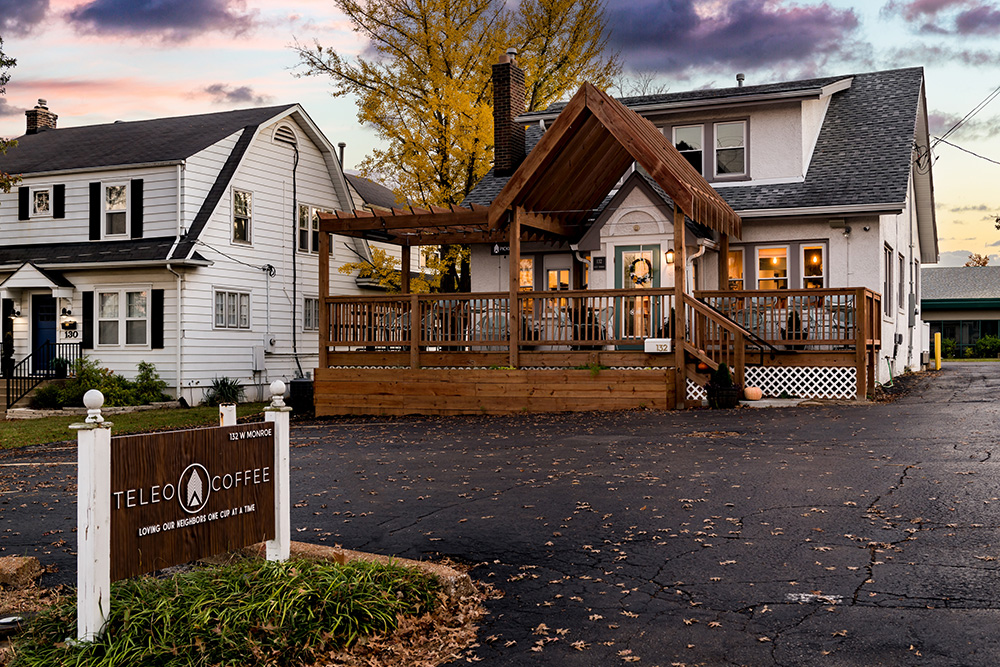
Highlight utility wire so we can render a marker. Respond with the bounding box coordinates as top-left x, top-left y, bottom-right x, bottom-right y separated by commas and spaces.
193, 239, 274, 273
933, 82, 1000, 148
933, 136, 1000, 168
